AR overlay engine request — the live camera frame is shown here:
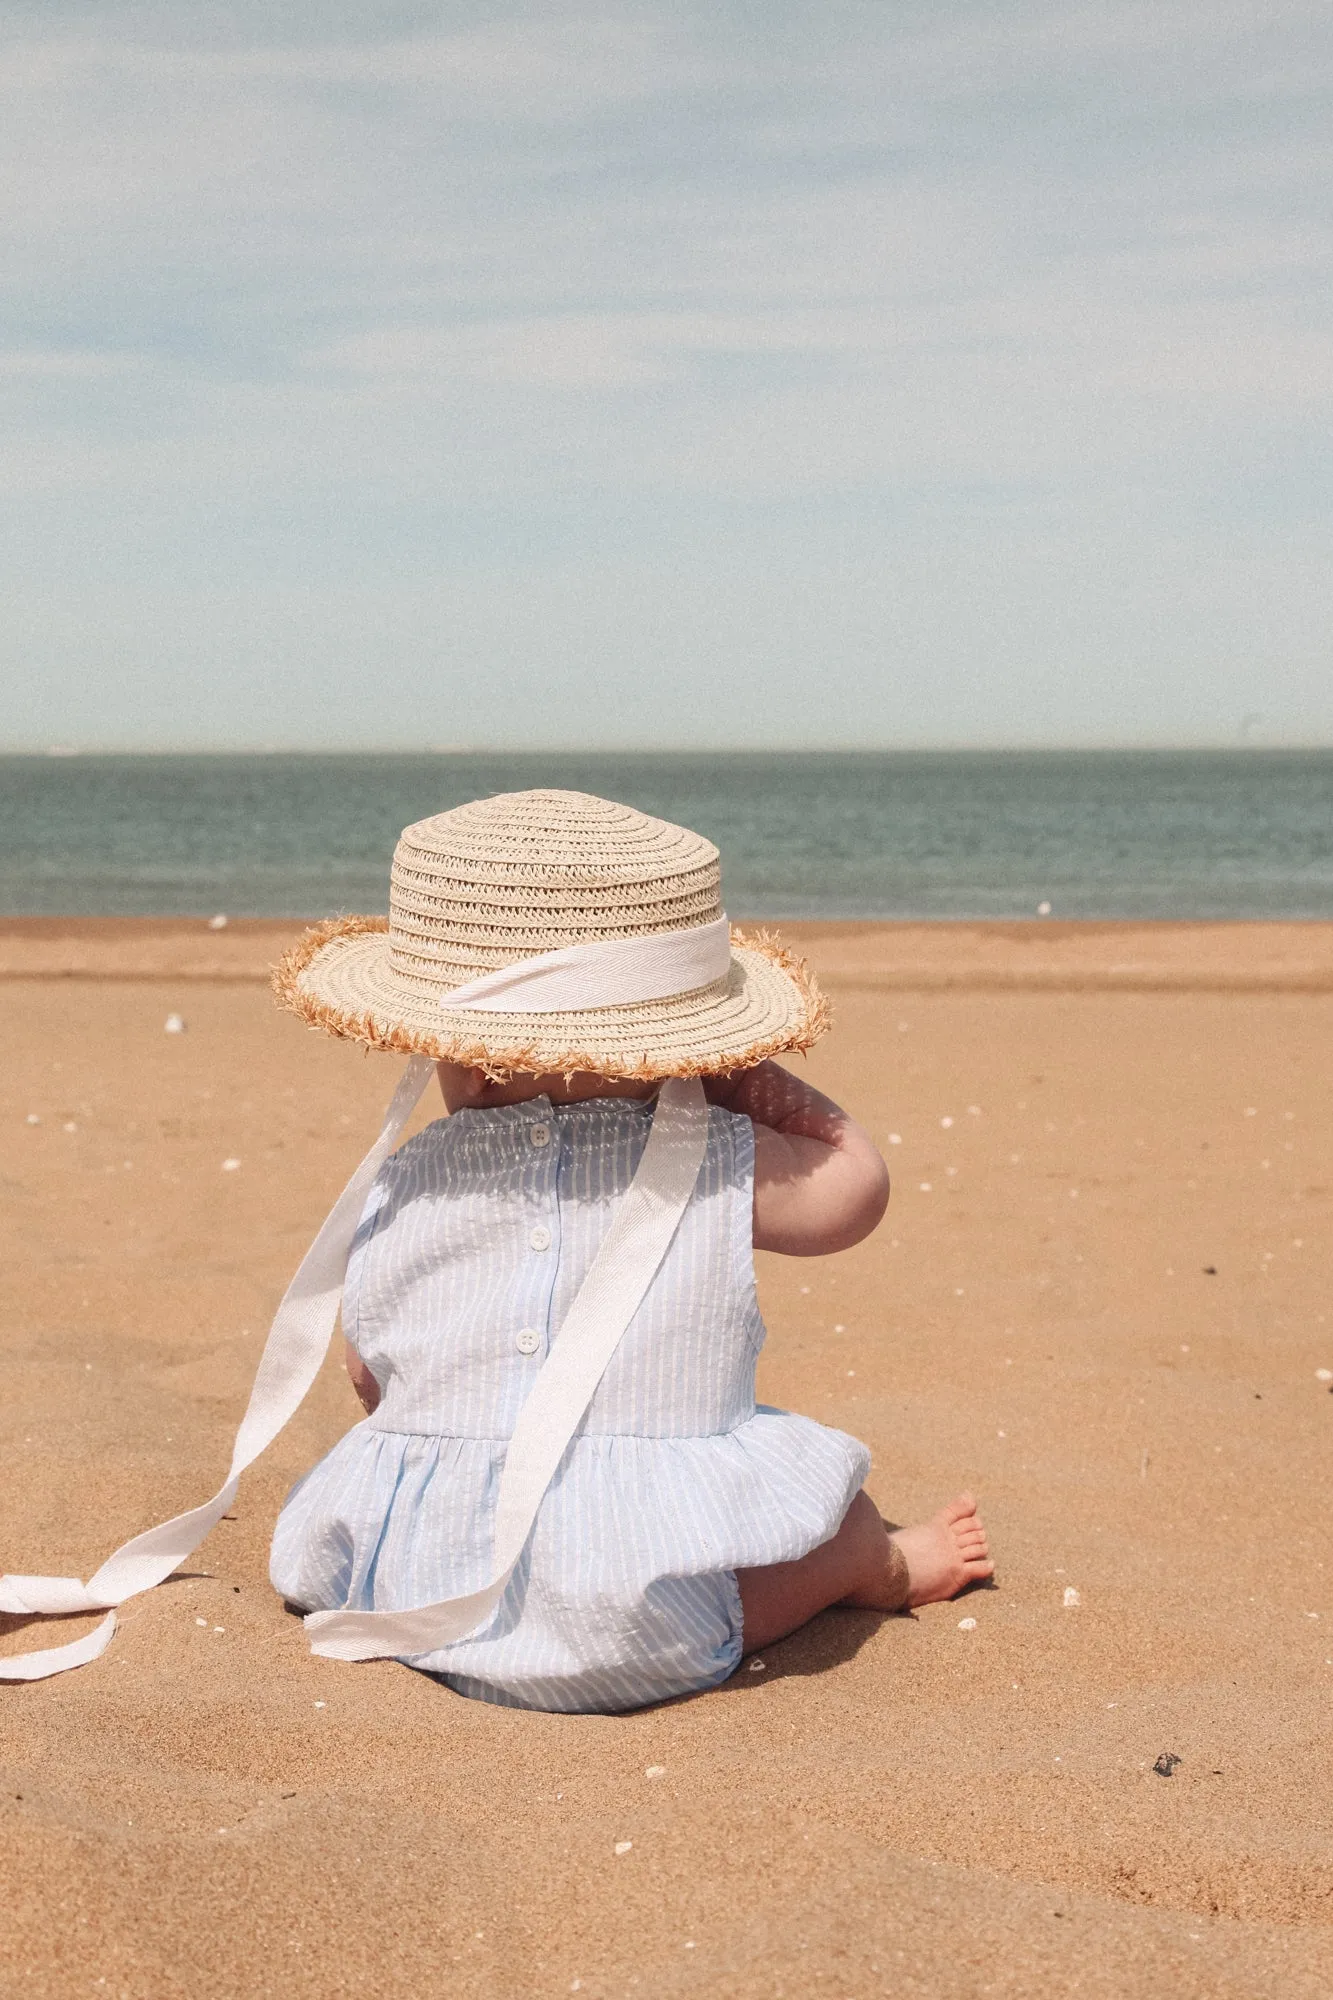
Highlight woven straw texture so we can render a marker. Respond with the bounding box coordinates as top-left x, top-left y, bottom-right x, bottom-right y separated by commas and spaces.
273, 790, 828, 1078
